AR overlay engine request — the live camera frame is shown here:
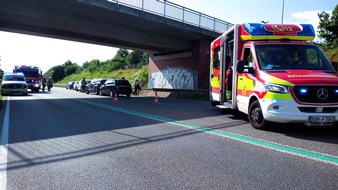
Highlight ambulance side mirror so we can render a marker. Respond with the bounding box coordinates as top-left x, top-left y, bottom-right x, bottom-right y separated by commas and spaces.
237, 60, 256, 75
237, 60, 245, 73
